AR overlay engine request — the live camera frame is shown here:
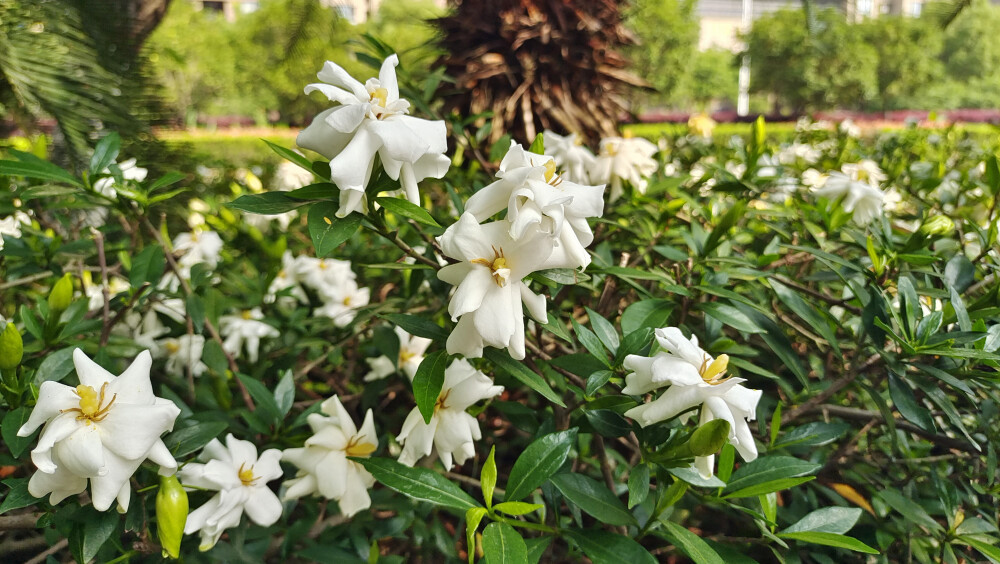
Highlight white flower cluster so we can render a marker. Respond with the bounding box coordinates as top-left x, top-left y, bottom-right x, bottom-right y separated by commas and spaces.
543, 130, 659, 202
437, 141, 607, 360
265, 251, 370, 327
811, 160, 899, 225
